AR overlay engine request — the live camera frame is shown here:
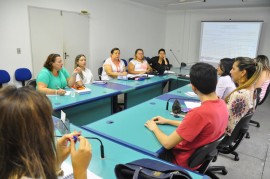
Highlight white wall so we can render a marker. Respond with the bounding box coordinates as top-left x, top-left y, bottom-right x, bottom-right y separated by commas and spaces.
1, 0, 270, 86
165, 7, 270, 67
0, 0, 166, 85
